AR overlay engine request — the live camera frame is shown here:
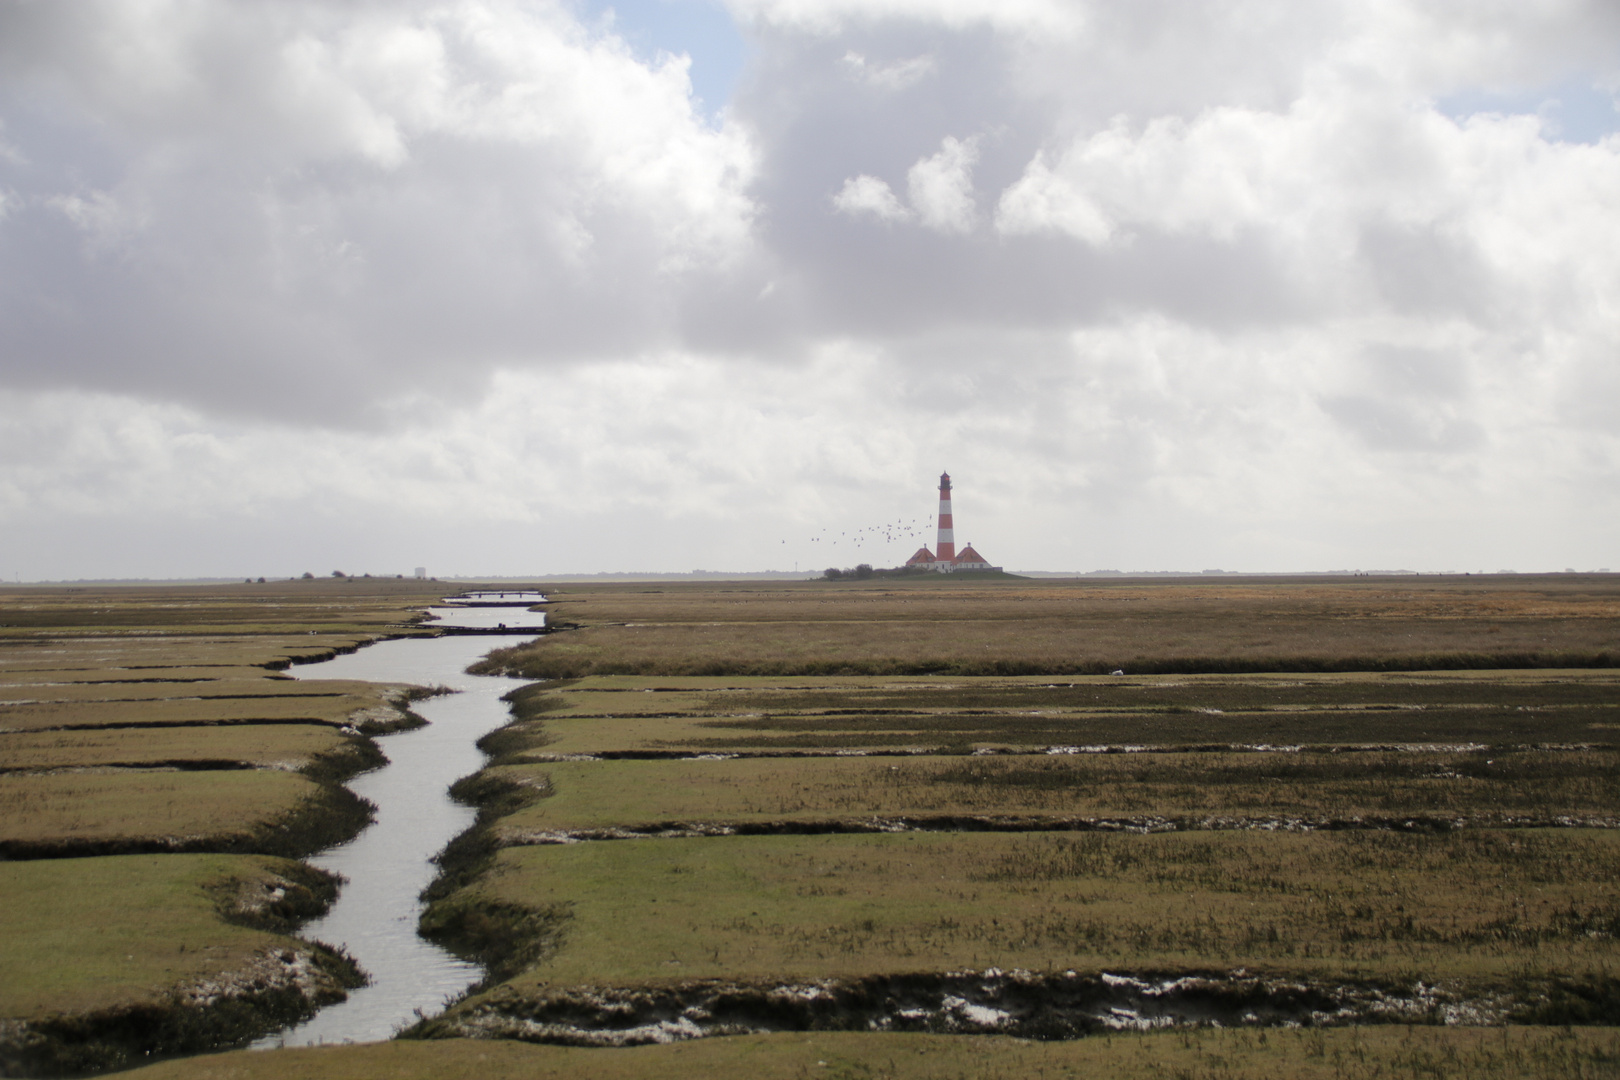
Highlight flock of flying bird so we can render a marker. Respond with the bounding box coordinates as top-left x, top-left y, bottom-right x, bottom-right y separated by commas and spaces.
783, 516, 935, 557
